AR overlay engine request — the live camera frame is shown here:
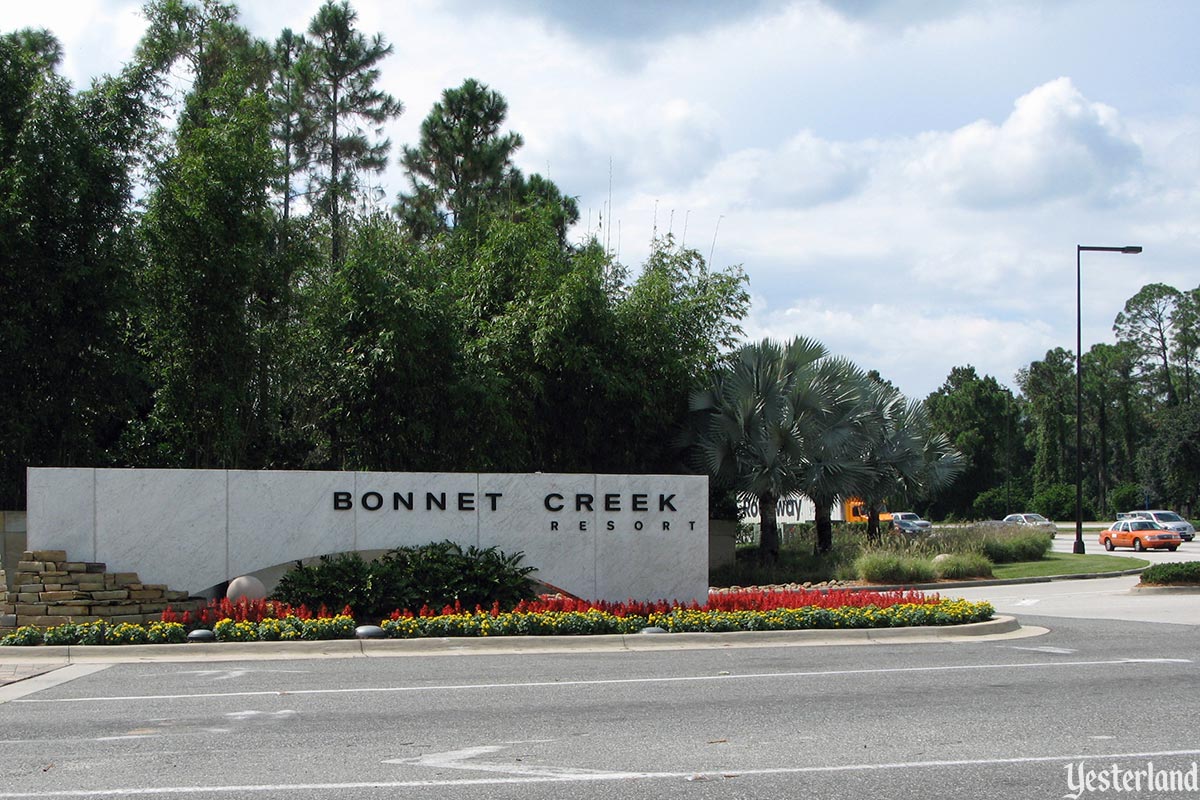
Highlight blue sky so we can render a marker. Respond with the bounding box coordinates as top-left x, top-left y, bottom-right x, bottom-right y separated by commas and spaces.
4, 0, 1199, 399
